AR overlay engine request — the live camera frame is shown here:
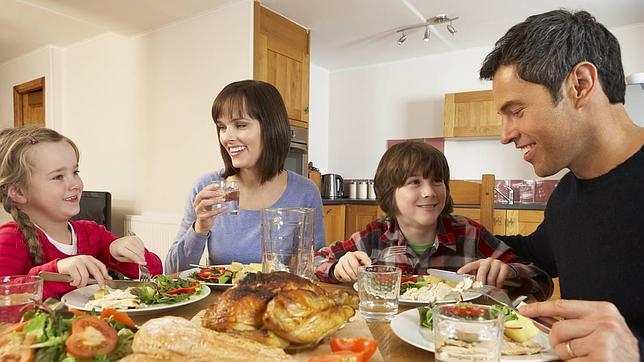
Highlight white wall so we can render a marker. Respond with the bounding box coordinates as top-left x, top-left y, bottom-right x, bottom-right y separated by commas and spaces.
0, 0, 253, 235
319, 24, 644, 180
308, 64, 330, 173
617, 23, 644, 126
